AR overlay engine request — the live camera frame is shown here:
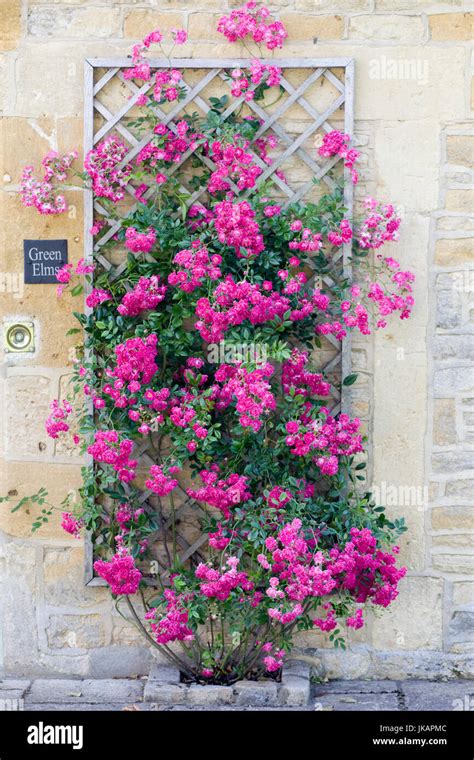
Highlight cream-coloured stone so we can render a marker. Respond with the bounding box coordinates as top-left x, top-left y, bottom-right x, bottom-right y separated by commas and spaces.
432, 534, 474, 548
437, 216, 474, 231
278, 14, 344, 40
348, 15, 425, 42
355, 46, 466, 121
446, 479, 474, 498
432, 507, 474, 531
435, 238, 474, 265
376, 0, 463, 8
0, 0, 22, 51
27, 7, 122, 38
374, 123, 438, 212
0, 54, 12, 113
15, 40, 132, 117
46, 614, 107, 649
2, 543, 39, 672
445, 189, 474, 213
44, 548, 109, 606
429, 12, 473, 41
0, 117, 55, 180
5, 373, 53, 459
296, 0, 370, 8
433, 399, 457, 445
124, 10, 186, 39
446, 135, 474, 168
372, 577, 444, 650
0, 461, 83, 539
453, 581, 474, 606
432, 553, 474, 574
